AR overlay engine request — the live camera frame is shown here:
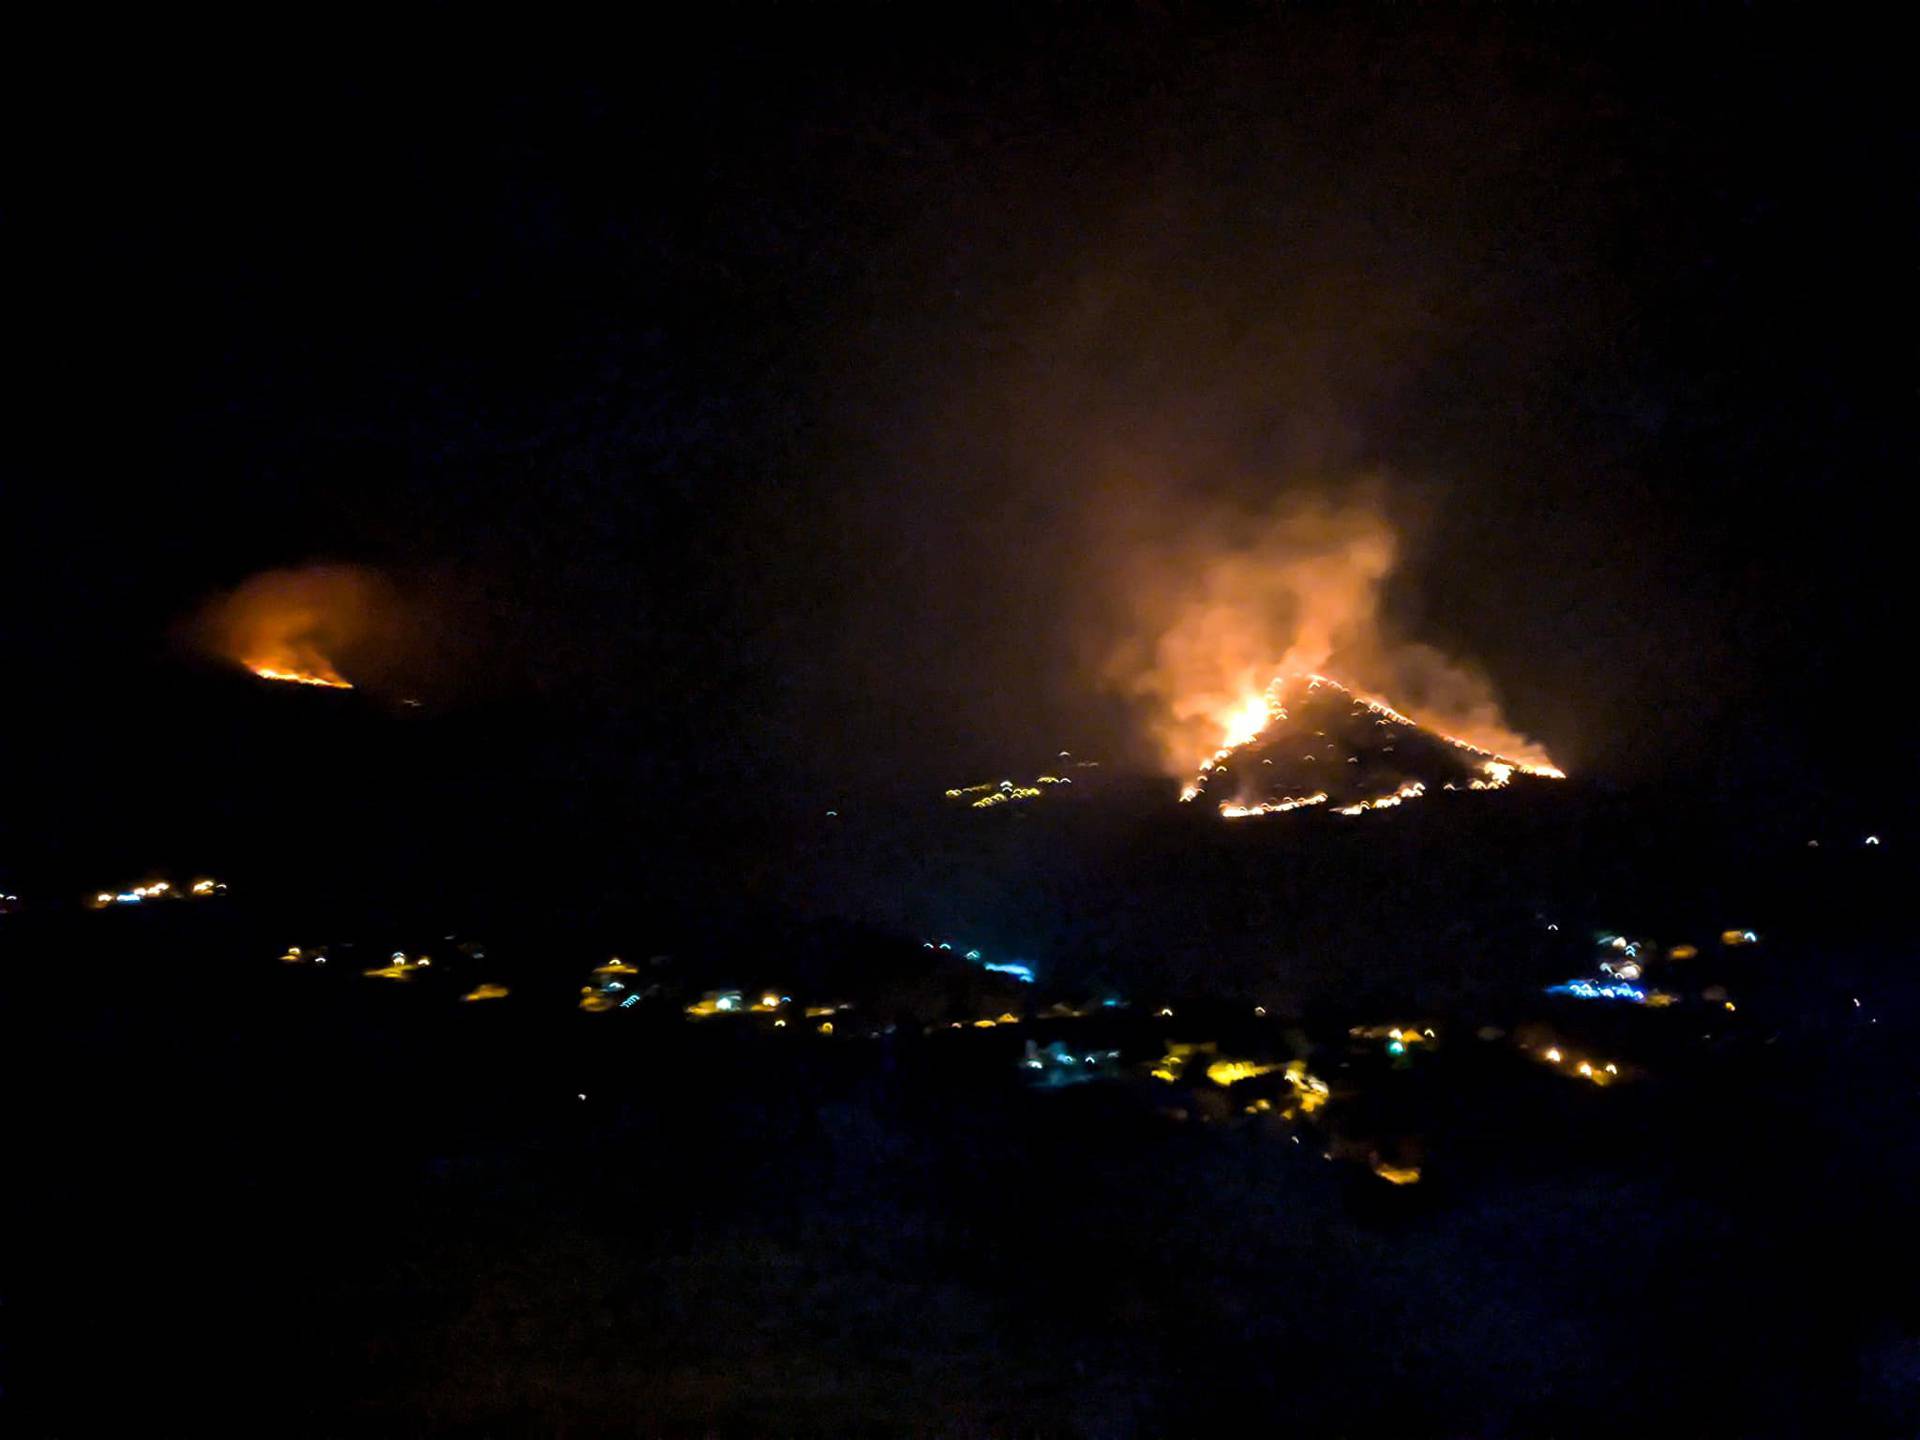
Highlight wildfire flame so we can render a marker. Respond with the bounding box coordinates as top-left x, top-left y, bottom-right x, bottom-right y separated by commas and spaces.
1103, 495, 1560, 784
1184, 671, 1564, 818
1218, 791, 1328, 819
196, 565, 386, 691
1333, 778, 1427, 815
251, 664, 353, 689
1219, 682, 1284, 752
